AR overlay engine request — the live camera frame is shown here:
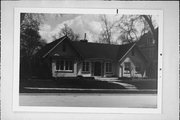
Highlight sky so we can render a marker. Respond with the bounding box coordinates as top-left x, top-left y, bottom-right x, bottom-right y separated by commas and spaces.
38, 13, 158, 44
